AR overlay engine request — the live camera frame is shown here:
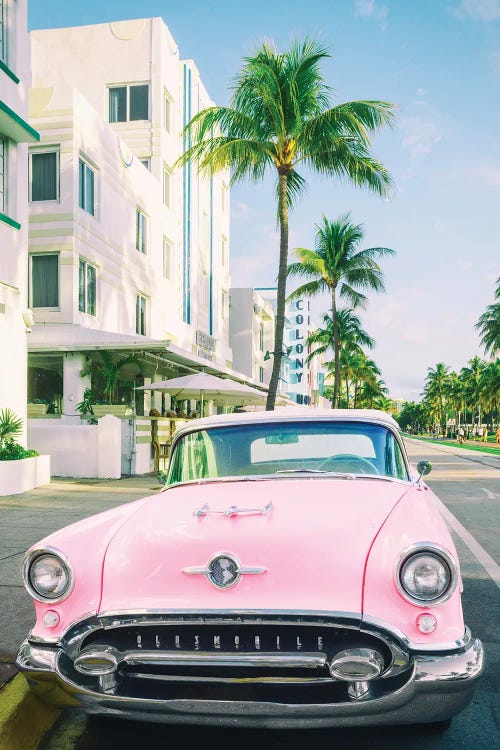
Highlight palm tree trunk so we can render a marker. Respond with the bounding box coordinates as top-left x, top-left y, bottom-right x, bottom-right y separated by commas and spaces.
266, 172, 289, 410
332, 290, 340, 408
